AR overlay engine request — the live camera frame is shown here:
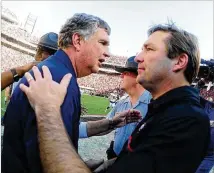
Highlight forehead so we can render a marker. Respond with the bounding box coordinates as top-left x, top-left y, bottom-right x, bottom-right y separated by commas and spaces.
92, 28, 109, 41
144, 31, 170, 49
